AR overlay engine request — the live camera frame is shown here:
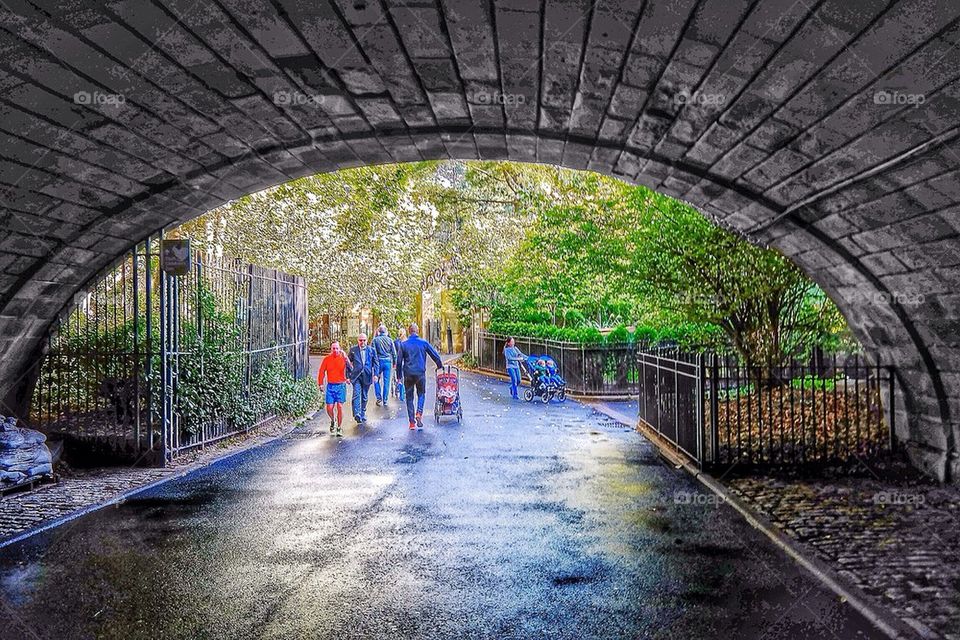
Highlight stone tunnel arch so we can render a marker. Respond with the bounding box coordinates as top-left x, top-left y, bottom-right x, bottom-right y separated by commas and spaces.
0, 0, 957, 479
